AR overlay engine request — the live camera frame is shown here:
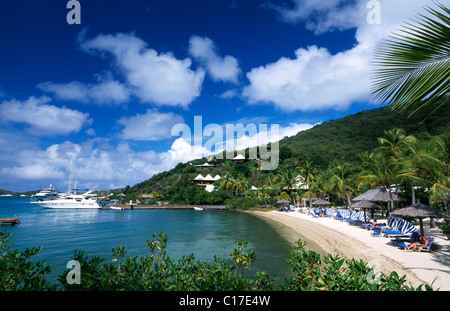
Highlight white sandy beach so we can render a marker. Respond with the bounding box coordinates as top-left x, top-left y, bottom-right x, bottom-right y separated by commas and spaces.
252, 210, 450, 291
